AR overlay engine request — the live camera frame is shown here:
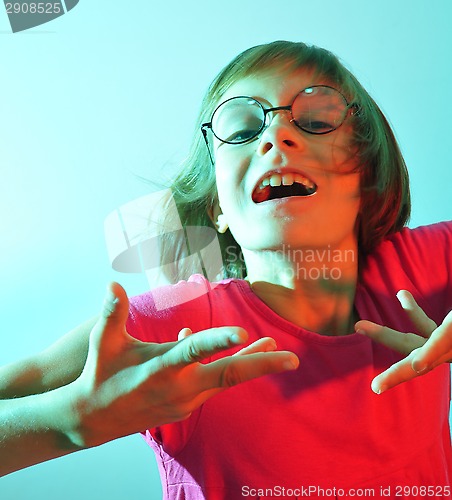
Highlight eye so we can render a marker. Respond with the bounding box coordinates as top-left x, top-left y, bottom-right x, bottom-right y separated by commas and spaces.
212, 97, 265, 143
221, 114, 263, 143
299, 120, 334, 133
225, 128, 259, 143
